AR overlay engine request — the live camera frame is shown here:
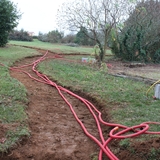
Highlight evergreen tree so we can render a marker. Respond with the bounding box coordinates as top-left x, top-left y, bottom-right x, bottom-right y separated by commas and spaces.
0, 0, 21, 47
75, 27, 89, 45
47, 30, 63, 43
111, 0, 160, 63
